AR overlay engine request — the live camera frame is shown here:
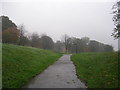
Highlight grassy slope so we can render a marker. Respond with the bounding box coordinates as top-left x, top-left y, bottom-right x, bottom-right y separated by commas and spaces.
71, 52, 119, 88
2, 44, 62, 88
0, 43, 2, 89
